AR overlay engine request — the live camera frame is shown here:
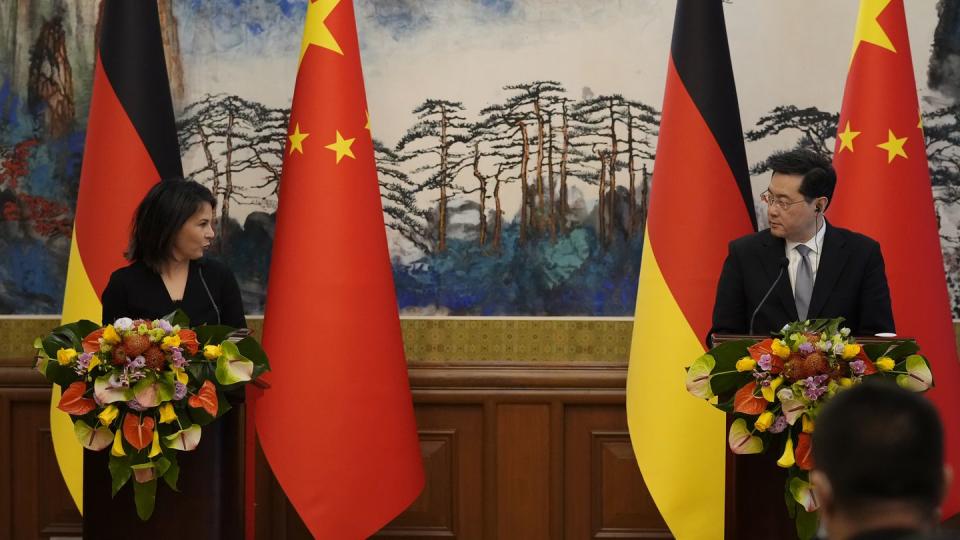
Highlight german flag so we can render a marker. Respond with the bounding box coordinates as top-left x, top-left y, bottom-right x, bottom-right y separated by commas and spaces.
54, 0, 180, 511
626, 1, 755, 538
829, 0, 960, 519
